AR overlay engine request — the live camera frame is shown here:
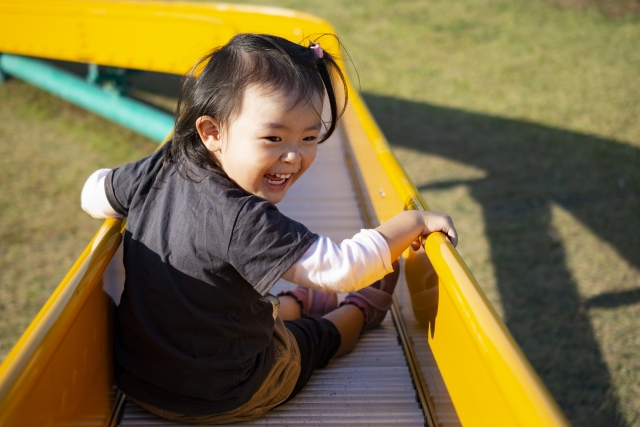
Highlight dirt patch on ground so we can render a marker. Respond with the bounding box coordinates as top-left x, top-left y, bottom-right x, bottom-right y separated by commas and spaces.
543, 0, 640, 17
